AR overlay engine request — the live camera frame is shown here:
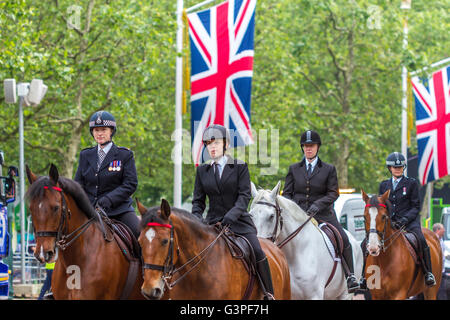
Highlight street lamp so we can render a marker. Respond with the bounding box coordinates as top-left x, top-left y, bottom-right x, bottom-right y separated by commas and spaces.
3, 78, 47, 284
